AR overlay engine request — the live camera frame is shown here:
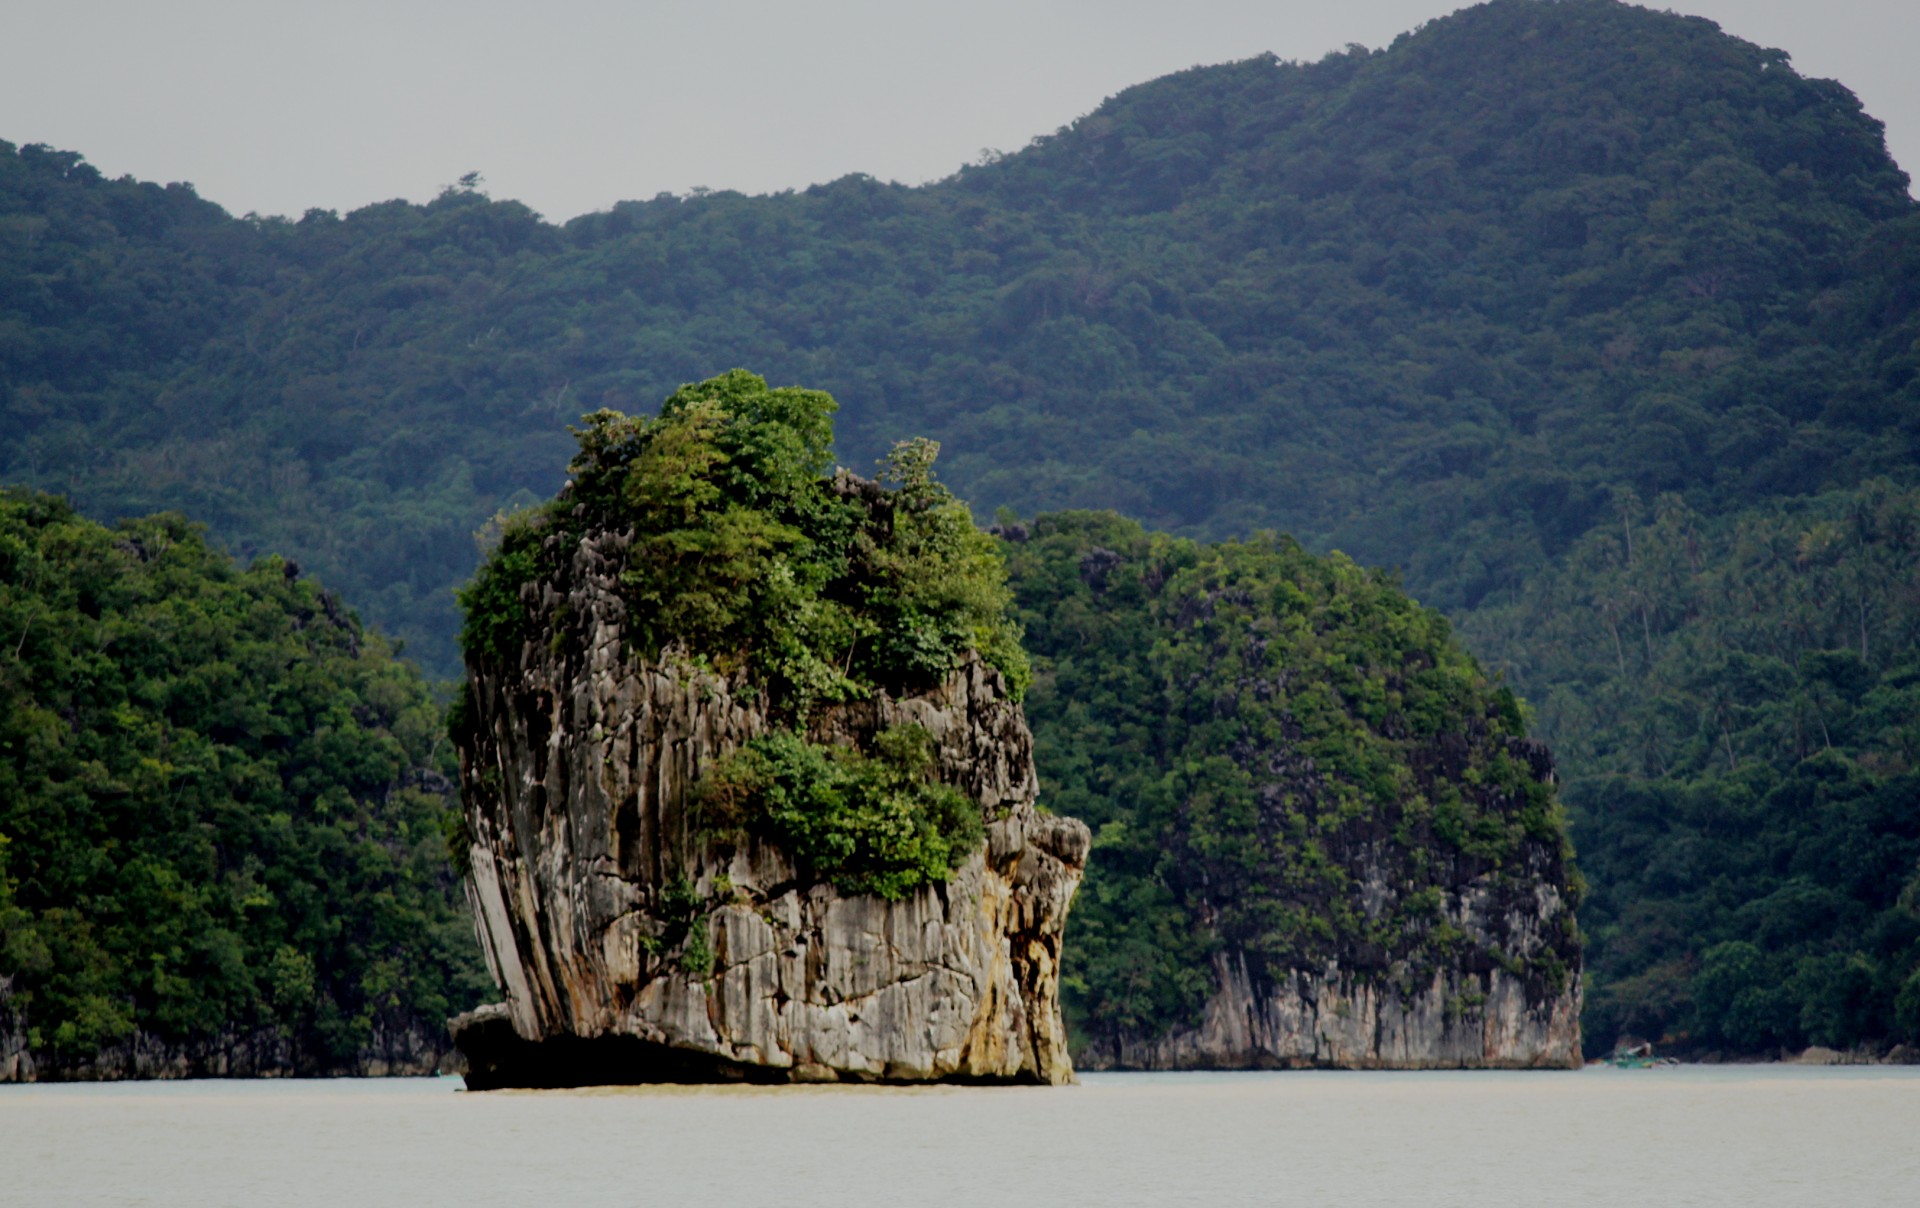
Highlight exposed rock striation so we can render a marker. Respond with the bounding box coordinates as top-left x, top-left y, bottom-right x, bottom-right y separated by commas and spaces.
1079, 840, 1582, 1071
453, 525, 1088, 1086
1077, 735, 1581, 1071
1089, 954, 1581, 1070
1, 977, 34, 1082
